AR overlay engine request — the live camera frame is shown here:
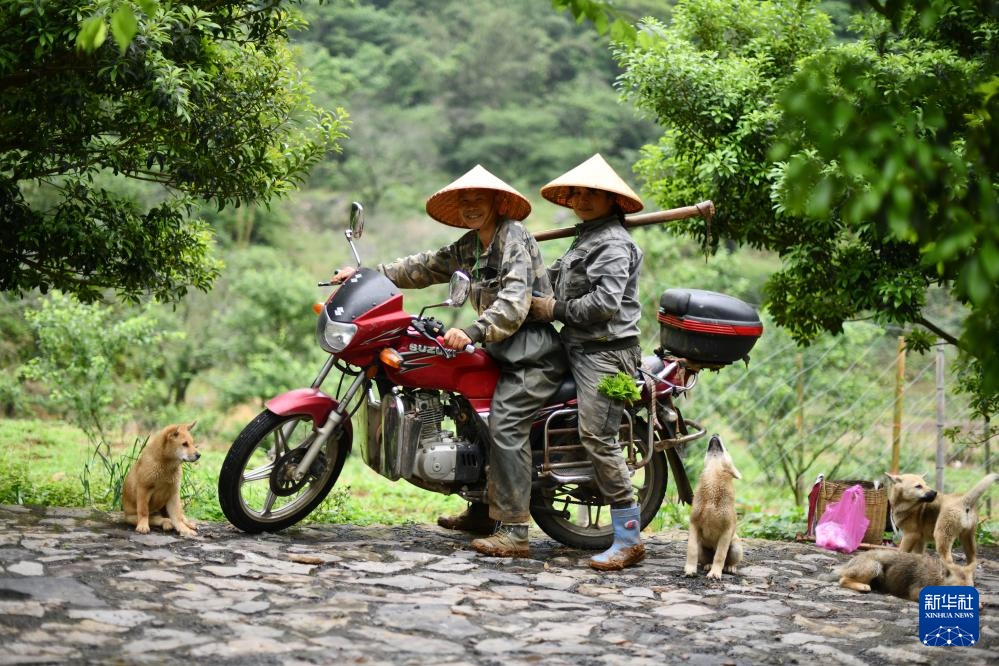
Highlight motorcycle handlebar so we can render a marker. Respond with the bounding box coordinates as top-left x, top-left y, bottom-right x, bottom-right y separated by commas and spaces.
436, 336, 475, 354
318, 268, 354, 287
